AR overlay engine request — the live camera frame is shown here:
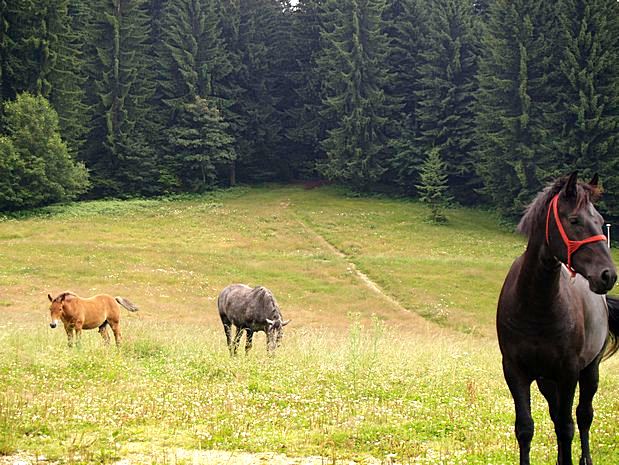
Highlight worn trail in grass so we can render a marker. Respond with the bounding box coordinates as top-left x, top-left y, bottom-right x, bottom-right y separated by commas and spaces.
1, 185, 618, 464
